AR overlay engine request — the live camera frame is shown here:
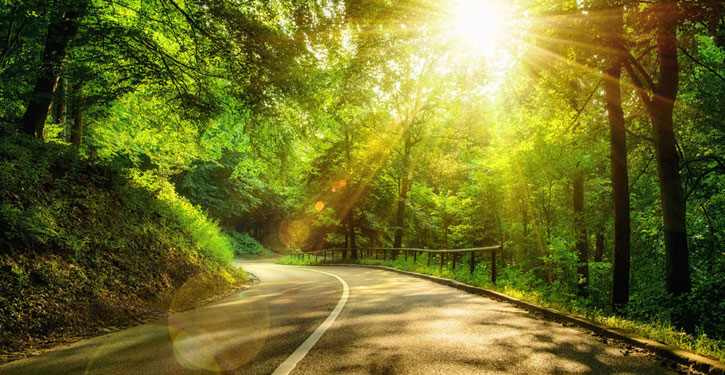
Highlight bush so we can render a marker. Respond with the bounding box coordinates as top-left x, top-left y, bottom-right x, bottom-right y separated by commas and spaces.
225, 231, 264, 256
